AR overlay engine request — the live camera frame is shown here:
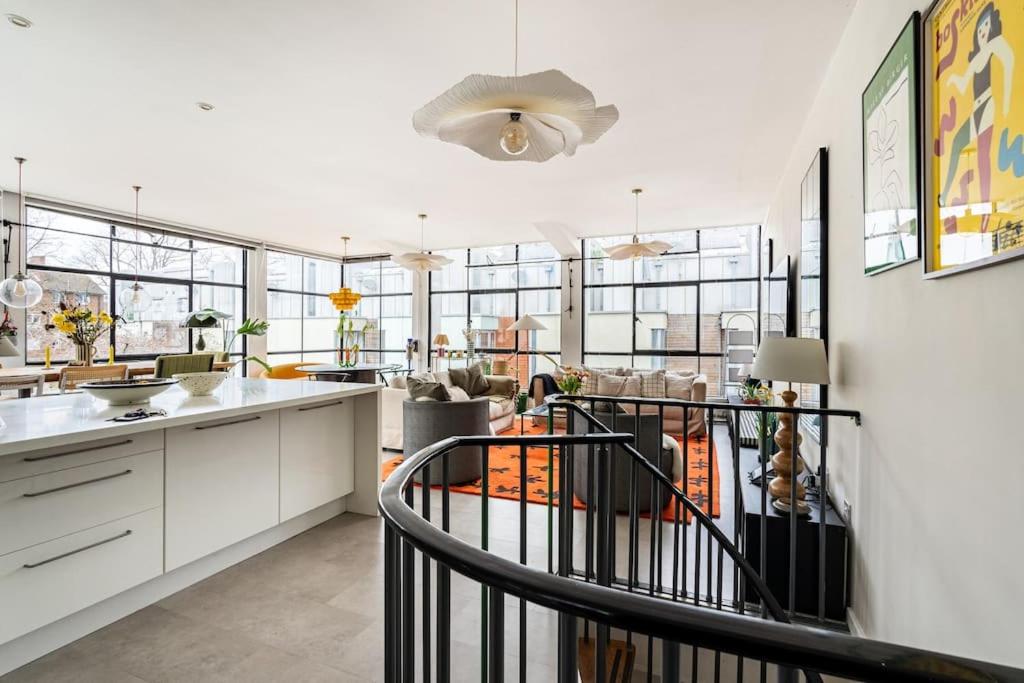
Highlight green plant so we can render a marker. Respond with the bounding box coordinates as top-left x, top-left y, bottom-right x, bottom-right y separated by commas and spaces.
224, 317, 269, 352
556, 366, 587, 395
